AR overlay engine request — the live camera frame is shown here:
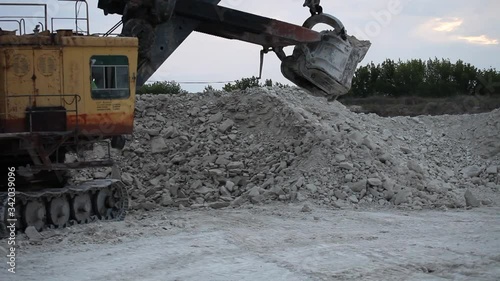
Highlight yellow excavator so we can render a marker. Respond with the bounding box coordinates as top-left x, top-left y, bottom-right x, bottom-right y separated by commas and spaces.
0, 0, 370, 237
